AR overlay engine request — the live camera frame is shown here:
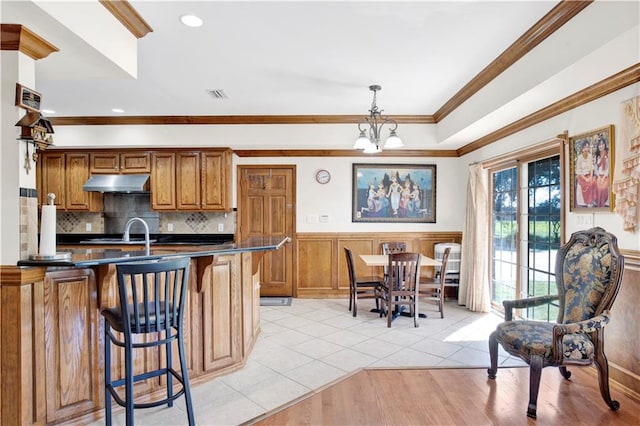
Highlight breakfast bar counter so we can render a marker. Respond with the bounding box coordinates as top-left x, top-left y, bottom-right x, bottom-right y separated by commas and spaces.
3, 236, 288, 425
18, 235, 288, 267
